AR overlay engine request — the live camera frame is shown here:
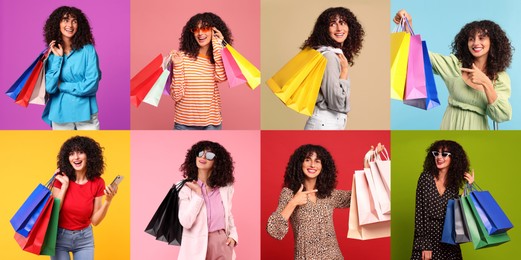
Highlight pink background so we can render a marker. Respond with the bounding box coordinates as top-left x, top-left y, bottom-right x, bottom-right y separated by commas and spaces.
130, 131, 260, 259
130, 0, 260, 130
261, 131, 391, 259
